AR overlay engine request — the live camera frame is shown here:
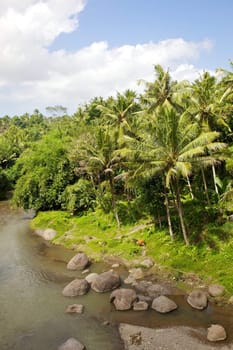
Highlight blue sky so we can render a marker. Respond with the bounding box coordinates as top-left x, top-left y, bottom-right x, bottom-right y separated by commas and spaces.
0, 0, 232, 116
52, 0, 233, 69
